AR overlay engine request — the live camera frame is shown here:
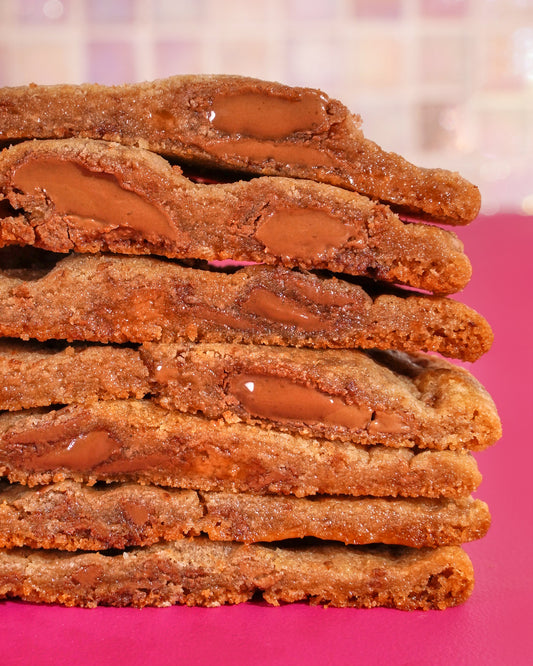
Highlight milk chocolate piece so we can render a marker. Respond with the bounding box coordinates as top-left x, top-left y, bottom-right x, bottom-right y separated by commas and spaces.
0, 341, 501, 451
0, 251, 492, 361
0, 480, 490, 550
0, 76, 480, 224
225, 374, 373, 430
0, 401, 481, 498
0, 539, 475, 609
0, 138, 472, 293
